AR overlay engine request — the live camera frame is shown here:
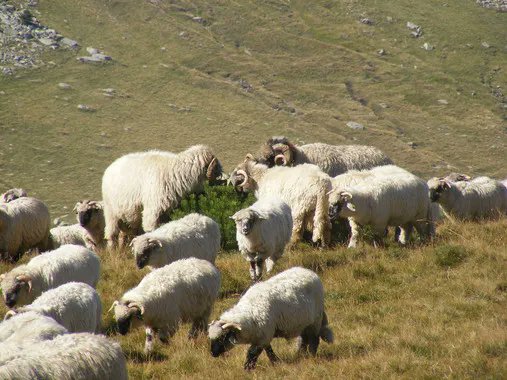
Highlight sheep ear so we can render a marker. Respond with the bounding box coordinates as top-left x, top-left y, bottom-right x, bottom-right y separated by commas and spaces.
221, 322, 242, 331
346, 203, 356, 212
149, 239, 162, 248
4, 310, 17, 320
340, 191, 353, 202
73, 203, 79, 213
16, 275, 32, 293
245, 153, 254, 161
108, 300, 119, 313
